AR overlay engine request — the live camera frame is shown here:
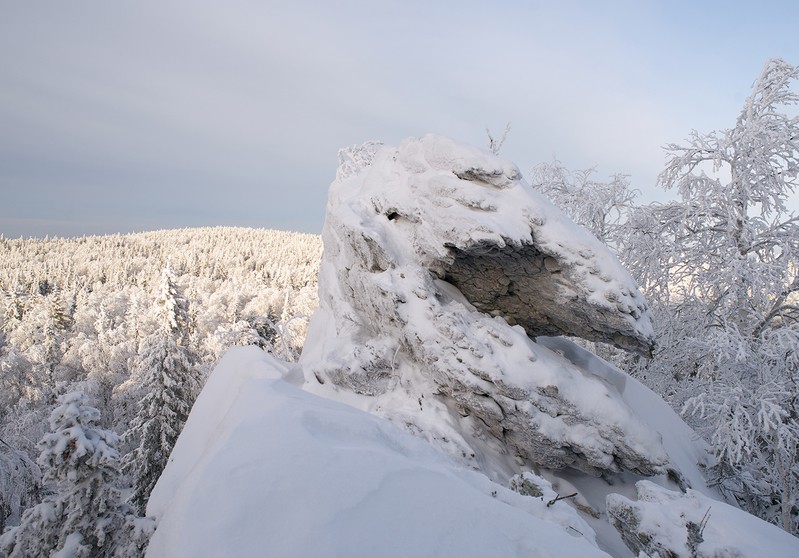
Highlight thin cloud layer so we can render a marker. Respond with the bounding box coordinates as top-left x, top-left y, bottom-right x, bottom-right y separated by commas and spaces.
1, 0, 797, 238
